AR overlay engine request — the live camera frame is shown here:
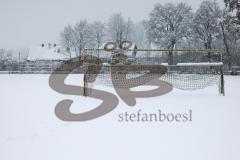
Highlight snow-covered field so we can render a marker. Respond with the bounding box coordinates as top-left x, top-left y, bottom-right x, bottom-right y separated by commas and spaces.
0, 74, 240, 160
